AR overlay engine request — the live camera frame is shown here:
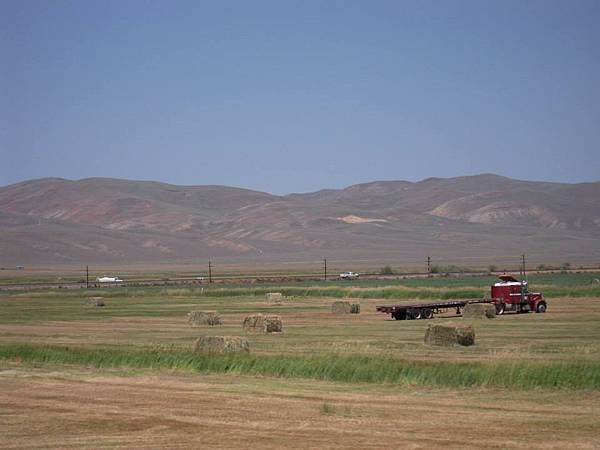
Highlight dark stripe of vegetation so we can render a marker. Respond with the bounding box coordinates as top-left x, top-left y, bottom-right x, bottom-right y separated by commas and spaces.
14, 284, 600, 301
208, 287, 486, 300
189, 286, 600, 300
538, 287, 600, 298
2, 344, 598, 390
